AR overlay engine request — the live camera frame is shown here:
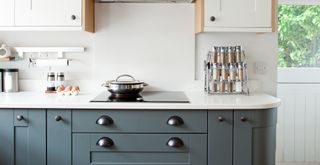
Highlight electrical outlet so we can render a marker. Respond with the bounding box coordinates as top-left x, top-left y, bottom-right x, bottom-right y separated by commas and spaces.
254, 61, 267, 74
